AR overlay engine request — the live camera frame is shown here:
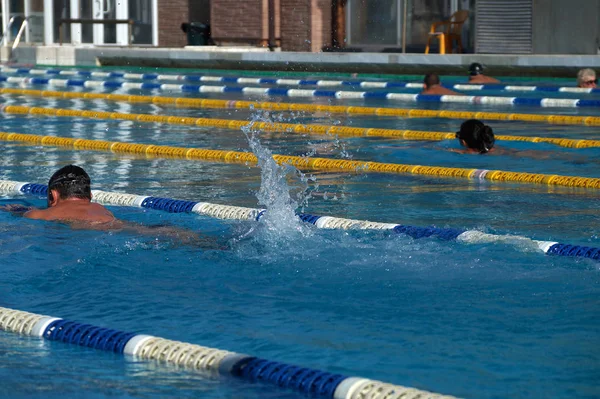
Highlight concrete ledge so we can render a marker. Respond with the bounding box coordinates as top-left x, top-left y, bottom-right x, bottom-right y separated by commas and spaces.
8, 46, 600, 77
